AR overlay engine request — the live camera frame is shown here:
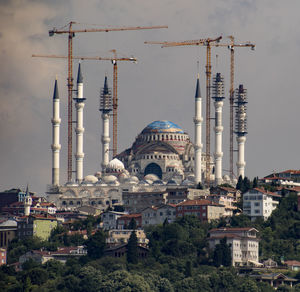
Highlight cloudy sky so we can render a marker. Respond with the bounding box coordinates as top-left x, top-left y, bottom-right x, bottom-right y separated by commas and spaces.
1, 0, 300, 194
